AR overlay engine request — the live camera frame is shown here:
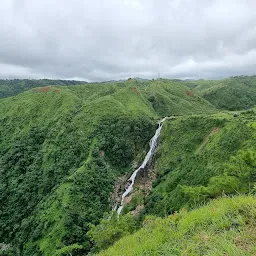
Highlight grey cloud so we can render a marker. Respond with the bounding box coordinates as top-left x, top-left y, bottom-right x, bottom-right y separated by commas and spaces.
0, 0, 256, 81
